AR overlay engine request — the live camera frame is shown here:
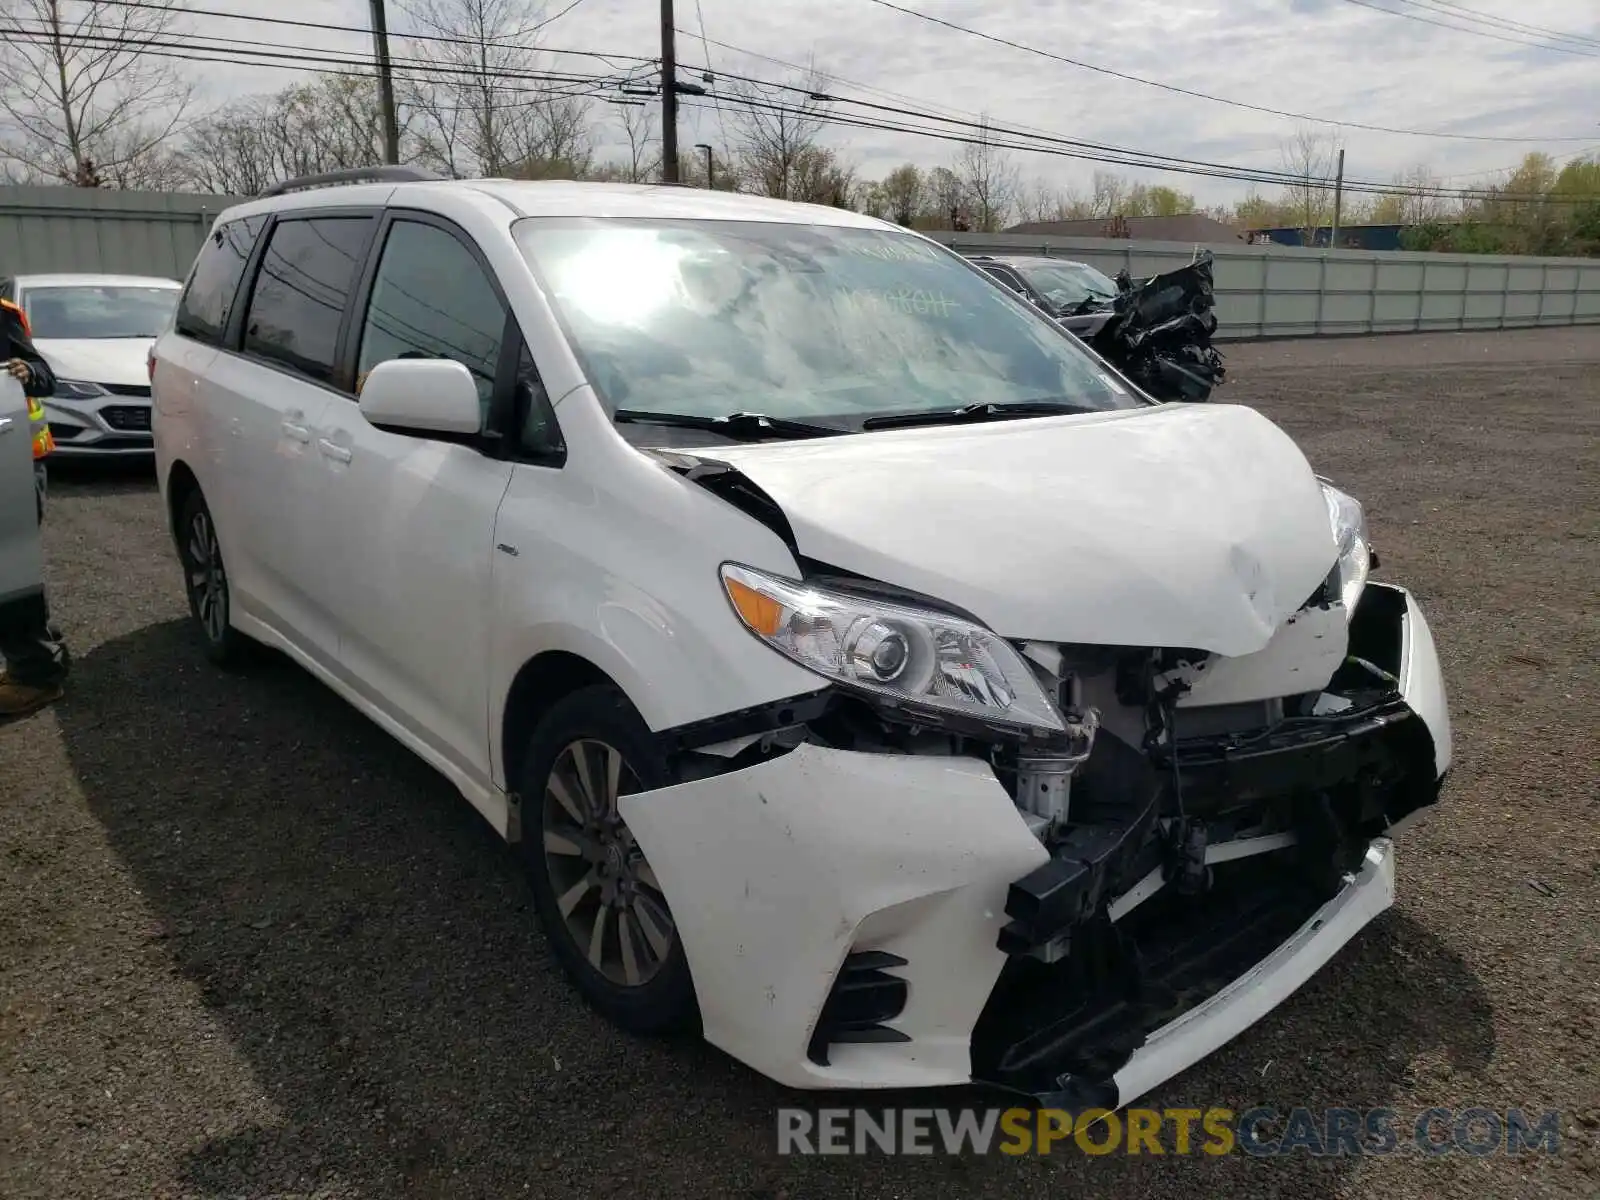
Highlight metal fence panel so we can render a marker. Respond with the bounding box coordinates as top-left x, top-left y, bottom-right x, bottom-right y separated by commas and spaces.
4, 188, 1598, 339
0, 186, 241, 283
934, 231, 1600, 340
